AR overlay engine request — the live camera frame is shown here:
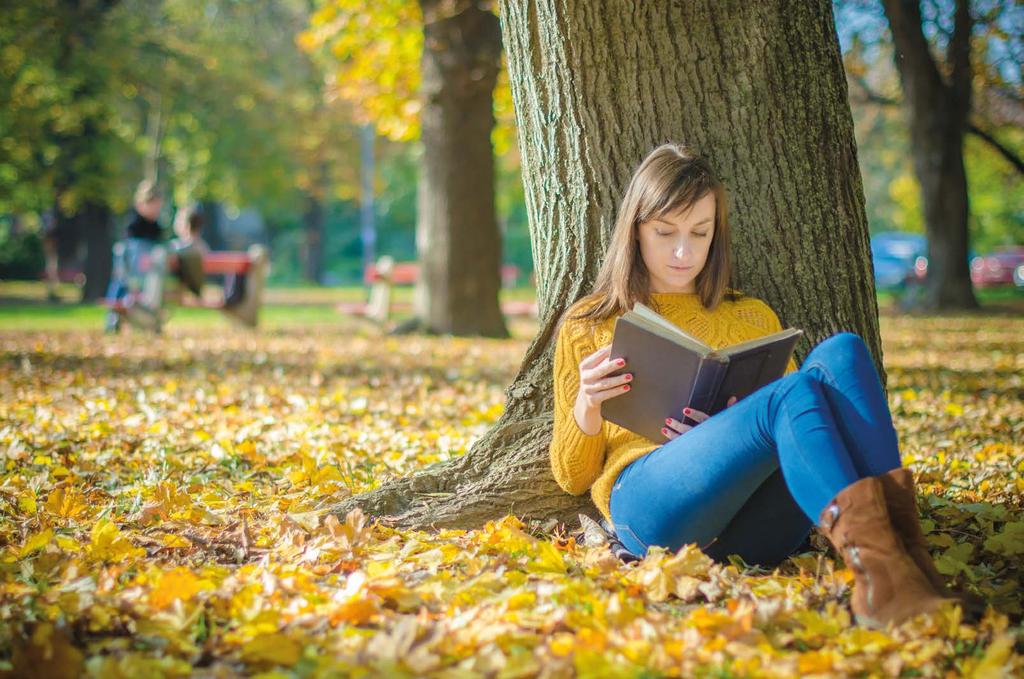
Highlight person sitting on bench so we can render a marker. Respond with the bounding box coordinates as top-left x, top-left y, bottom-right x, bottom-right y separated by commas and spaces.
104, 180, 167, 333
170, 205, 208, 299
